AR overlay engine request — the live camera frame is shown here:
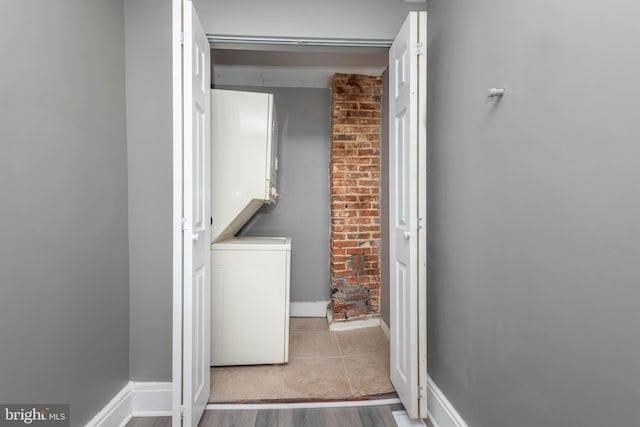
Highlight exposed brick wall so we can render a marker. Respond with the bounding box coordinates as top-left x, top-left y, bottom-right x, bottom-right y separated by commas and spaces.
330, 74, 382, 321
